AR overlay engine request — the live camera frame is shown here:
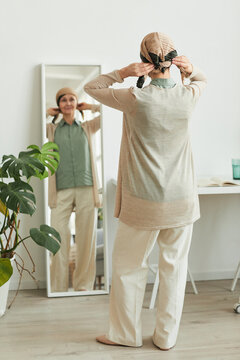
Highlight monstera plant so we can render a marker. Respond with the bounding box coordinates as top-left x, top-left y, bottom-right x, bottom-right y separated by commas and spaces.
0, 142, 61, 303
